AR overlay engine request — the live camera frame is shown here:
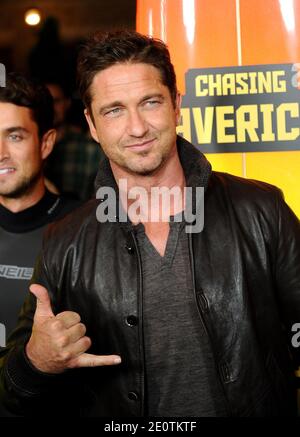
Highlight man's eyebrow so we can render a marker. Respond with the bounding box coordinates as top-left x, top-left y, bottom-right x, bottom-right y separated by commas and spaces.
4, 127, 29, 134
98, 94, 165, 115
98, 101, 123, 115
